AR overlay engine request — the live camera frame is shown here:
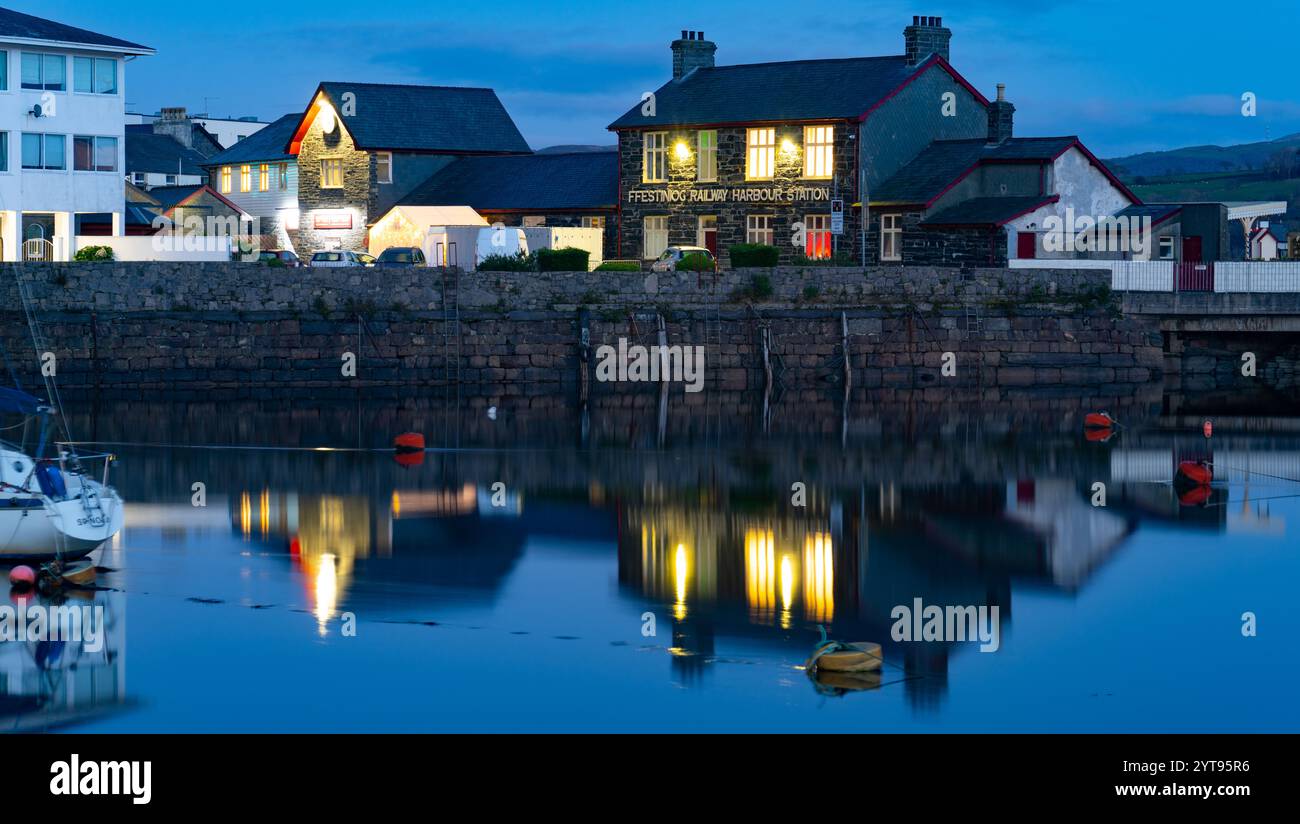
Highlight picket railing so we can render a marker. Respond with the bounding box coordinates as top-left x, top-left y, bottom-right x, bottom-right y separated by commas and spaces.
1213, 262, 1300, 293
